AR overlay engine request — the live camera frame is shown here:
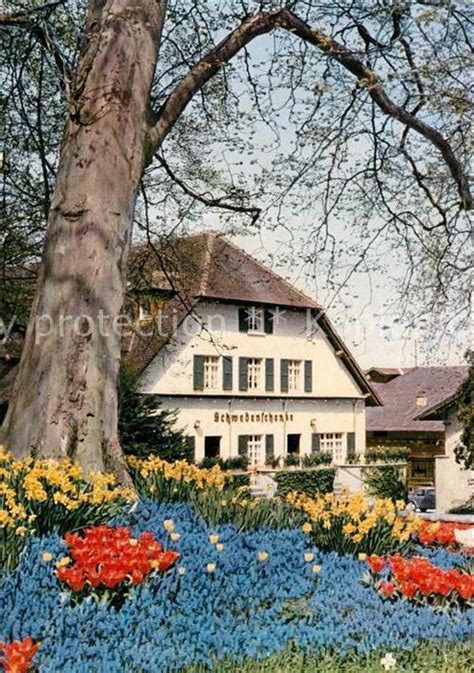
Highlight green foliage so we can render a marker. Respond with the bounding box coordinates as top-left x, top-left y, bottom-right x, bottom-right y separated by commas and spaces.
191, 487, 305, 531
363, 466, 407, 502
199, 456, 248, 471
179, 642, 474, 673
118, 370, 192, 461
365, 445, 410, 464
454, 353, 473, 470
275, 469, 335, 498
302, 452, 332, 467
